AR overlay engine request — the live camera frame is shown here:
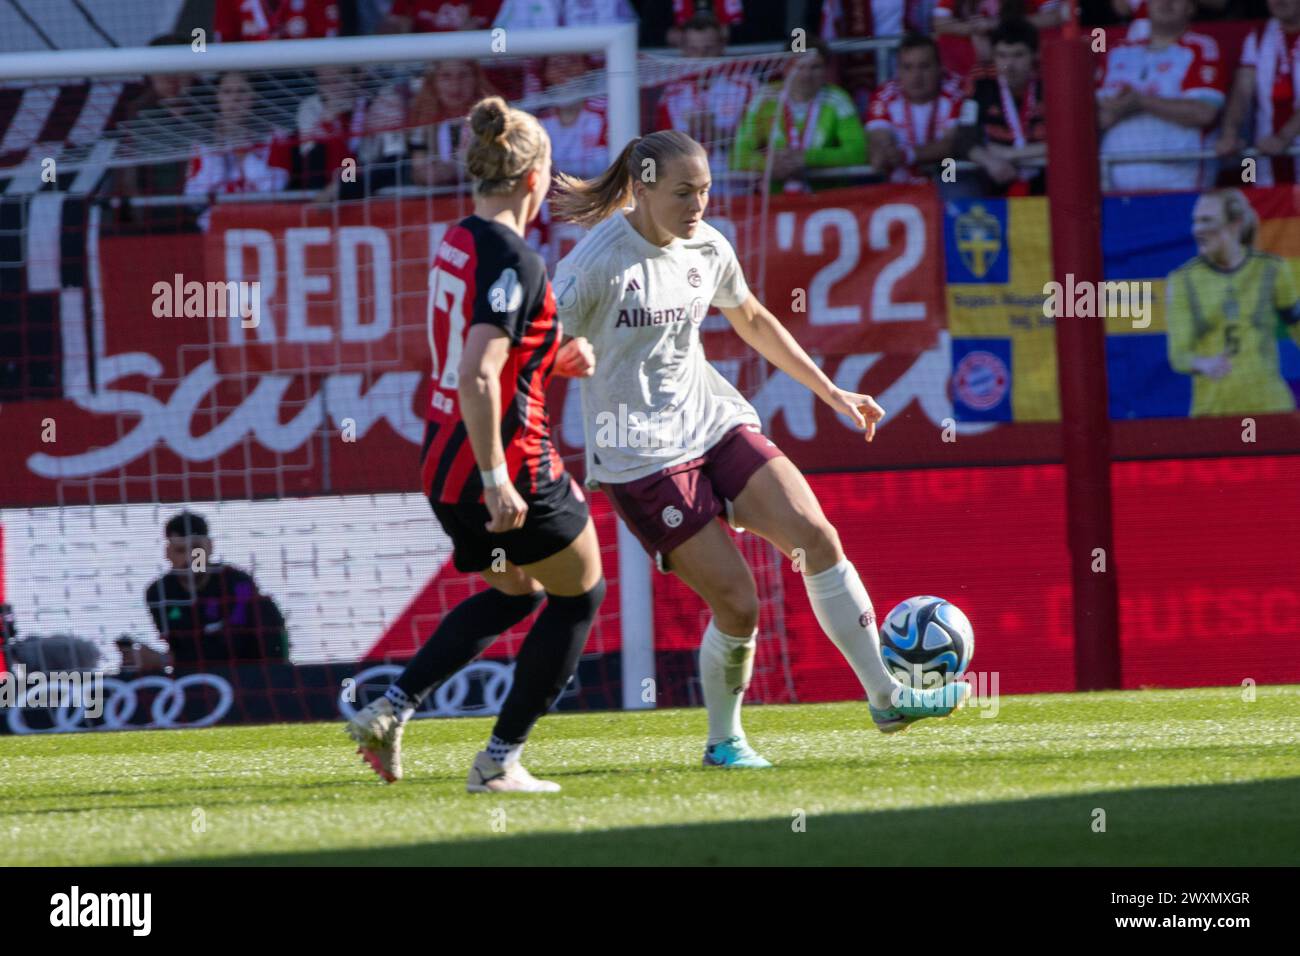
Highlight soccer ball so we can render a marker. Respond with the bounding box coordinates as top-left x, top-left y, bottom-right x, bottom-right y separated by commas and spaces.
879, 596, 974, 689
